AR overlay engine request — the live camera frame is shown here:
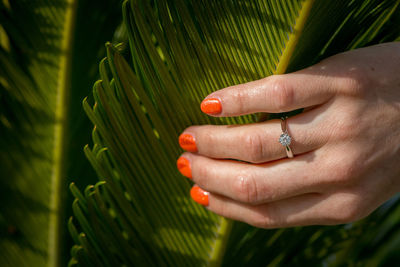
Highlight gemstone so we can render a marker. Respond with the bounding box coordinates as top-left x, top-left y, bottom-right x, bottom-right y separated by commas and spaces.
279, 133, 291, 146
